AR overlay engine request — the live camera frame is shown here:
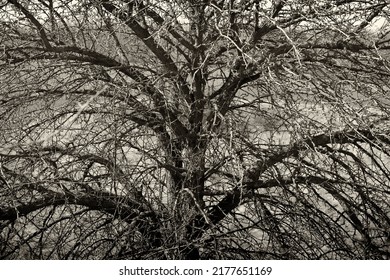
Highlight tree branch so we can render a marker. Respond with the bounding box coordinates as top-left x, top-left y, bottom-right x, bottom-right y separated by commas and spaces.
8, 0, 52, 49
